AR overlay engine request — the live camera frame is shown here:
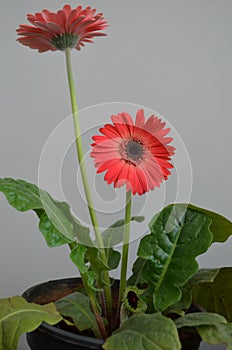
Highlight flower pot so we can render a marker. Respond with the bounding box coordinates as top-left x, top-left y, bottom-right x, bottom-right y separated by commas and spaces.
23, 278, 103, 350
23, 278, 201, 350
